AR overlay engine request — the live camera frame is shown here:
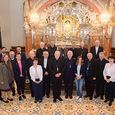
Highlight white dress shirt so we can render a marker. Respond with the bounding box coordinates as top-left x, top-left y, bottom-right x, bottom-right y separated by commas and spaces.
29, 65, 43, 82
77, 65, 81, 76
44, 58, 48, 69
95, 46, 99, 55
103, 63, 115, 82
